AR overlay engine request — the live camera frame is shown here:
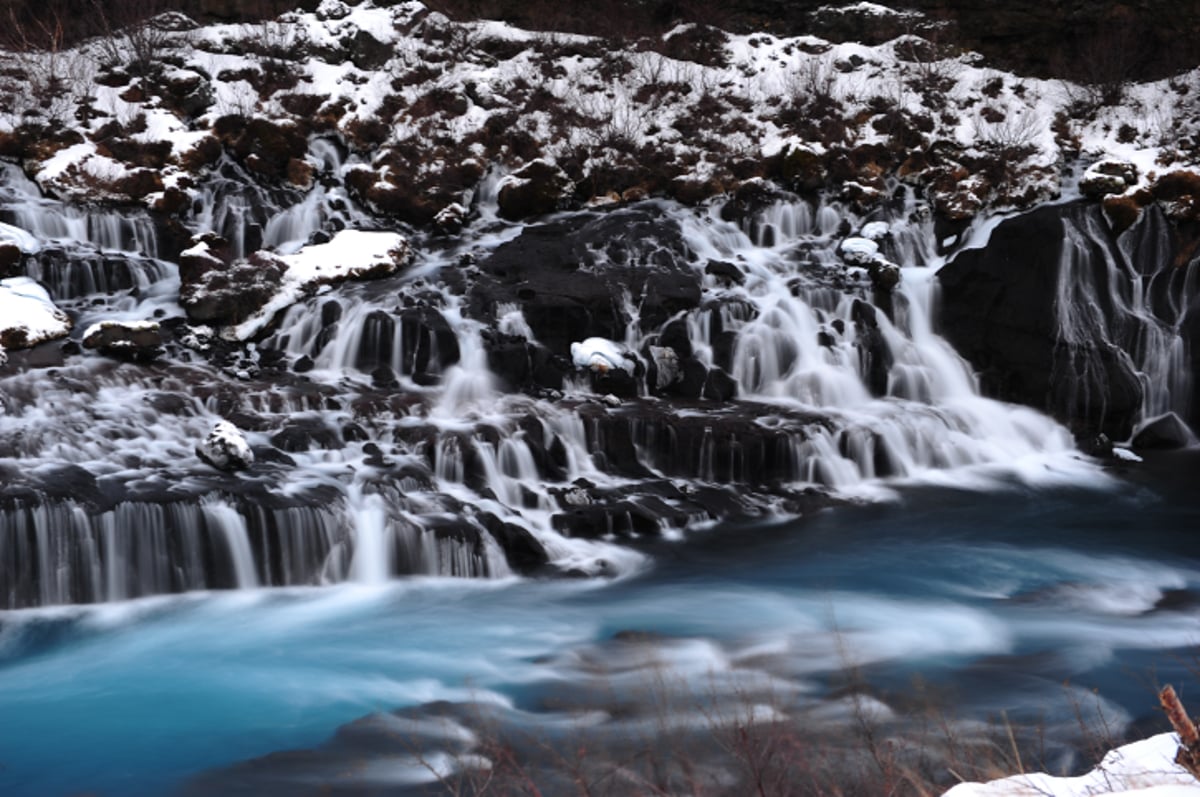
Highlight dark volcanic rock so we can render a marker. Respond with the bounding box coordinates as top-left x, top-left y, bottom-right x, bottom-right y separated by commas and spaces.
468, 206, 702, 355
82, 320, 163, 361
497, 160, 575, 221
937, 202, 1144, 439
1132, 412, 1193, 450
